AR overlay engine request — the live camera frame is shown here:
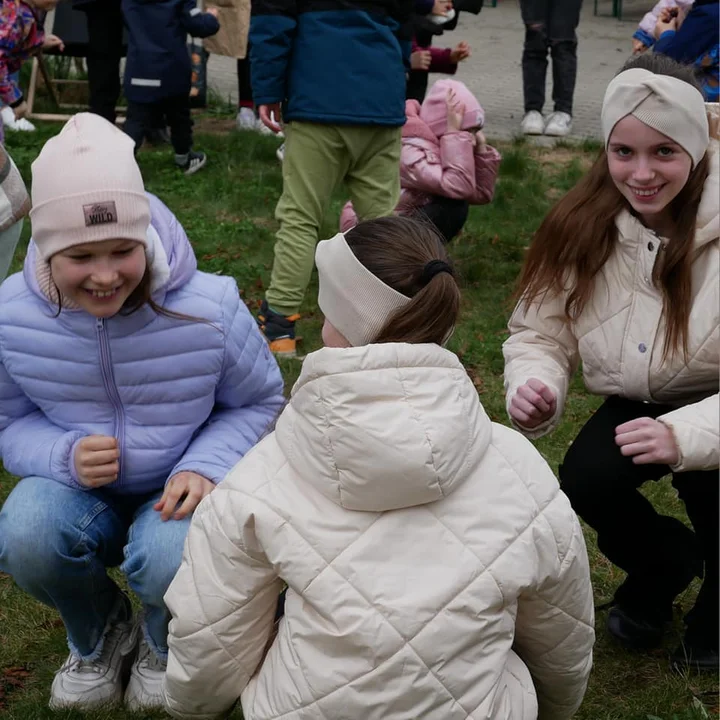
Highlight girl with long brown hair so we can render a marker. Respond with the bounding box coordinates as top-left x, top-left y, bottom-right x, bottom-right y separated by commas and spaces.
163, 216, 595, 720
504, 54, 719, 672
